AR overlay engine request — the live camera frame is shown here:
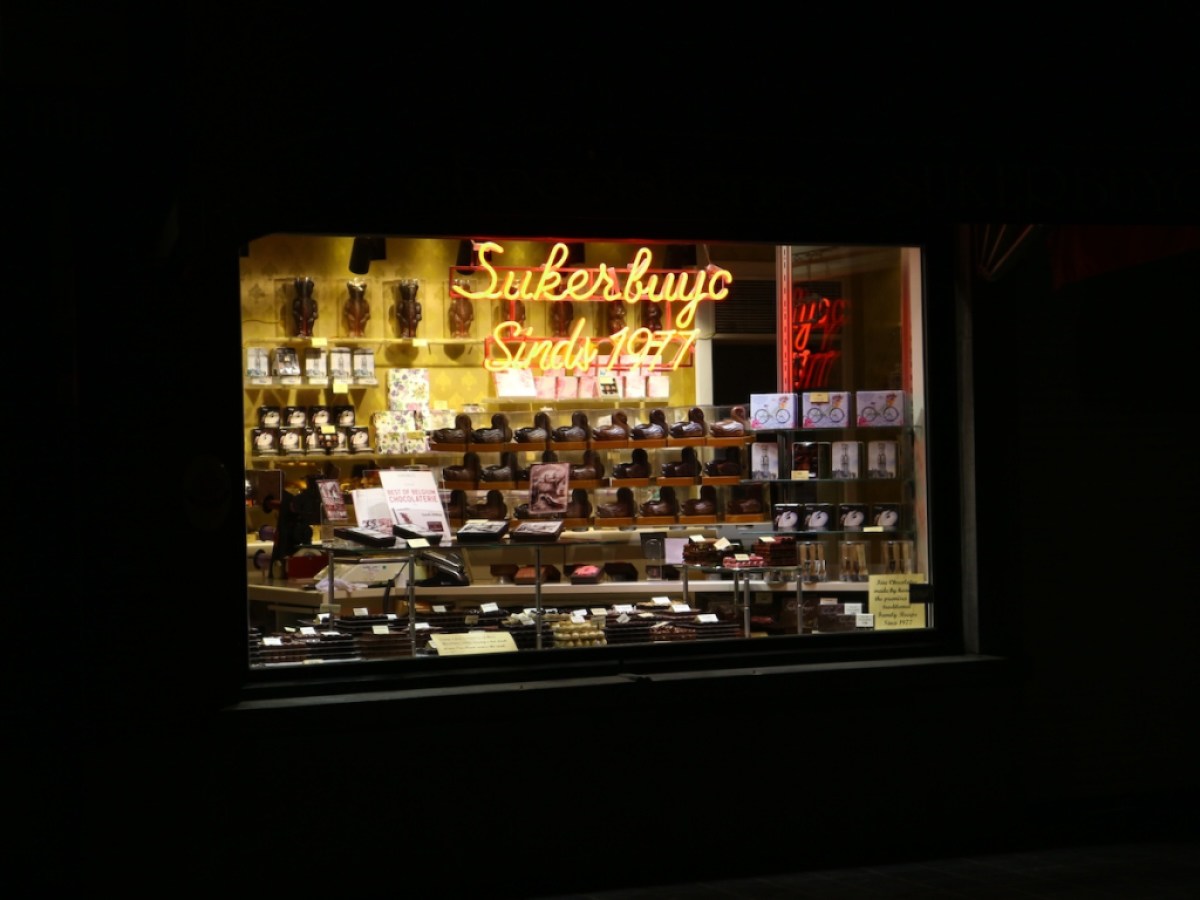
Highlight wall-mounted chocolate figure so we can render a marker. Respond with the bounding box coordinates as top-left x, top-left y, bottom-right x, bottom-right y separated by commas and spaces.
396, 279, 422, 338
292, 276, 317, 337
607, 299, 627, 333
450, 295, 474, 338
641, 297, 663, 332
344, 280, 370, 337
551, 300, 574, 337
